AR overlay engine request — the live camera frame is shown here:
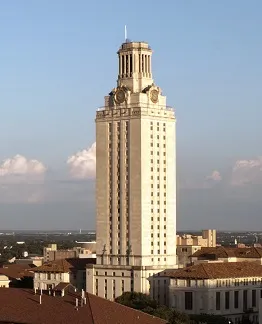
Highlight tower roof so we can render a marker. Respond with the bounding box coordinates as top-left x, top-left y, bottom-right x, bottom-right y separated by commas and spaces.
118, 41, 152, 53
